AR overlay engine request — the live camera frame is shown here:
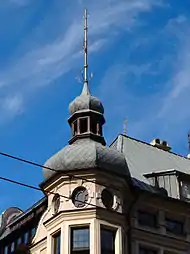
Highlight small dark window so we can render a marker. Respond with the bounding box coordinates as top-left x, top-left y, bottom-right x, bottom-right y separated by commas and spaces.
90, 119, 97, 134
4, 246, 8, 254
139, 246, 158, 254
24, 232, 28, 244
71, 227, 89, 254
181, 182, 190, 200
73, 120, 78, 135
53, 231, 61, 254
11, 242, 15, 253
101, 227, 115, 254
138, 210, 157, 228
165, 218, 184, 235
30, 227, 36, 239
17, 237, 22, 246
80, 118, 88, 134
97, 123, 102, 136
